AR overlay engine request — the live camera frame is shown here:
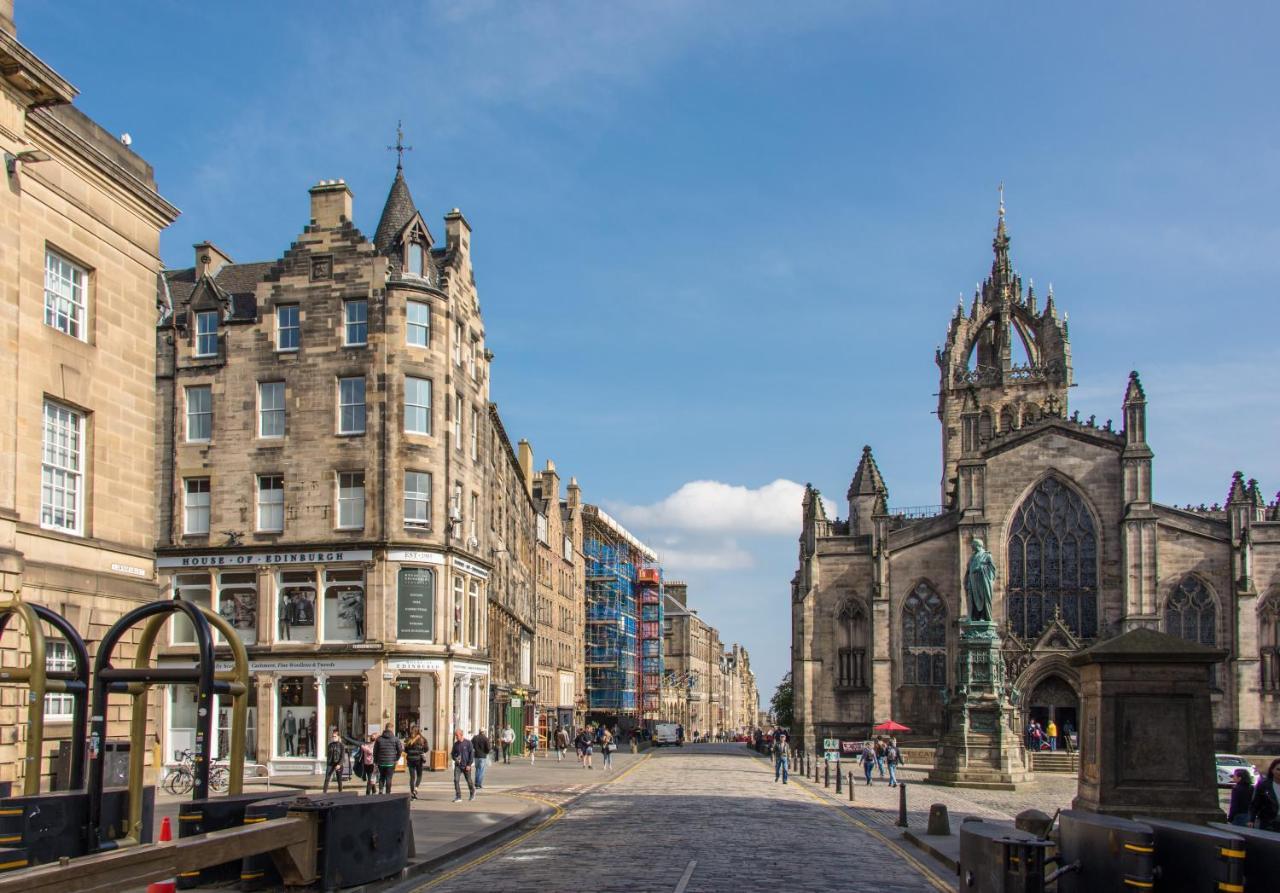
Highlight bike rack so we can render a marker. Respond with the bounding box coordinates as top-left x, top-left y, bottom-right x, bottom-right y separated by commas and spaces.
0, 600, 90, 795
87, 598, 249, 852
